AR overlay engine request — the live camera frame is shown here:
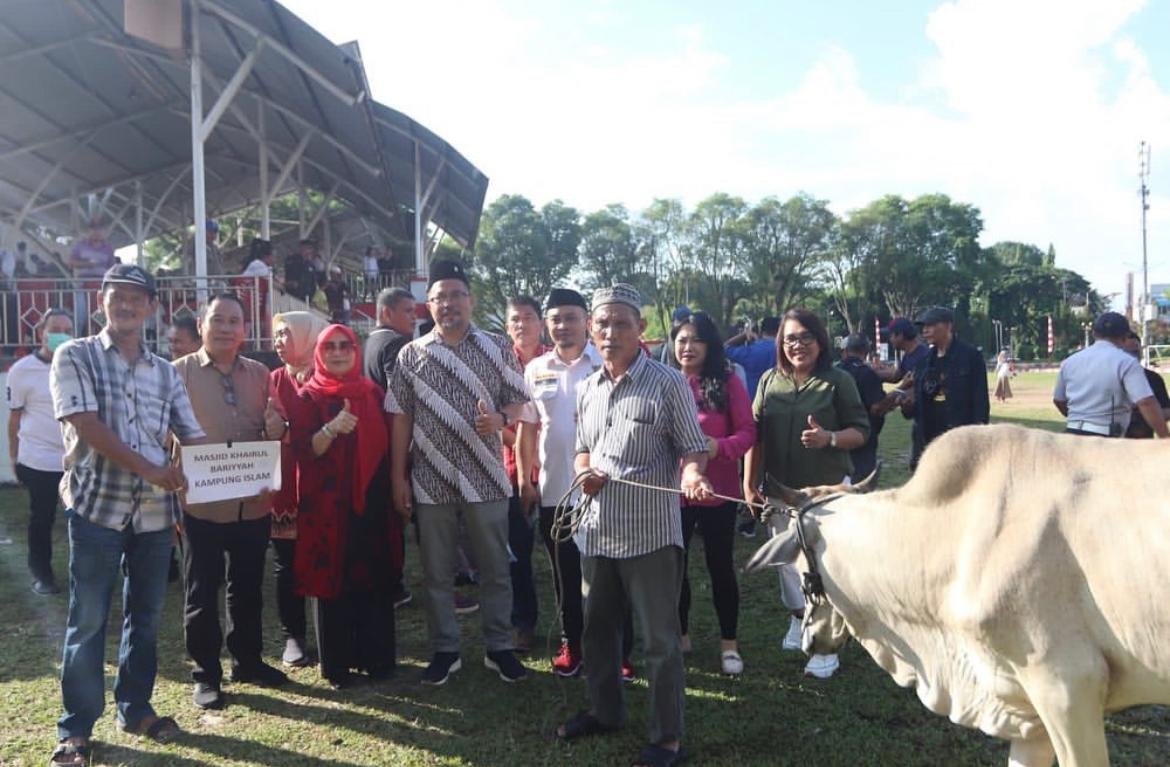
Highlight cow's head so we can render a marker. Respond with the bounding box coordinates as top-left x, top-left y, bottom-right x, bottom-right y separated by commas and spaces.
744, 466, 879, 655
